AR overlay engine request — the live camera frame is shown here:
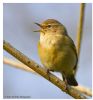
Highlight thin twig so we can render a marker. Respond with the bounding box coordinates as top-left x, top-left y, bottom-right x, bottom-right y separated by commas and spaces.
76, 3, 85, 57
3, 57, 35, 74
3, 40, 87, 99
75, 3, 85, 75
3, 56, 92, 97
